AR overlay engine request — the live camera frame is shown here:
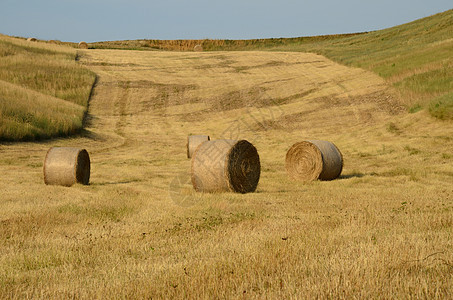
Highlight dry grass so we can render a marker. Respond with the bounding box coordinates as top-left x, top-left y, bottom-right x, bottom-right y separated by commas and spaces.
88, 10, 453, 119
1, 49, 452, 298
0, 80, 86, 140
0, 34, 96, 141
